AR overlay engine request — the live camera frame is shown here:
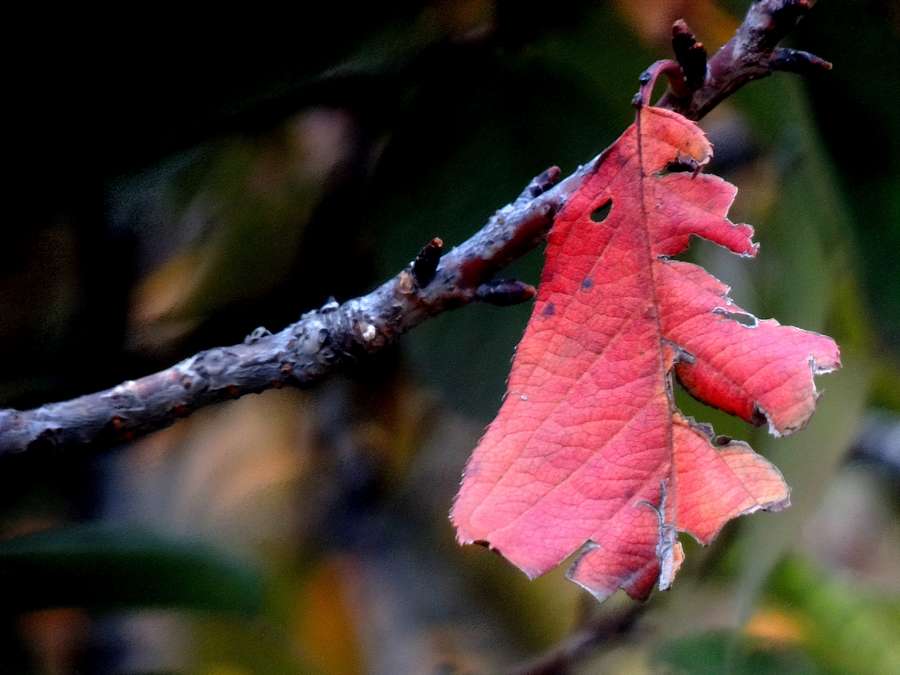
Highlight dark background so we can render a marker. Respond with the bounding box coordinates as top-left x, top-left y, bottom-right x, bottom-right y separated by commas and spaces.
2, 1, 898, 673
